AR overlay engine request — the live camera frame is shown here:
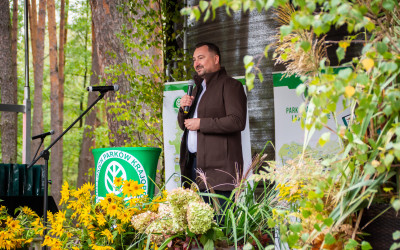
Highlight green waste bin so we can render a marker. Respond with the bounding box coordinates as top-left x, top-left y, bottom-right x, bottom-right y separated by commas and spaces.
92, 147, 161, 202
